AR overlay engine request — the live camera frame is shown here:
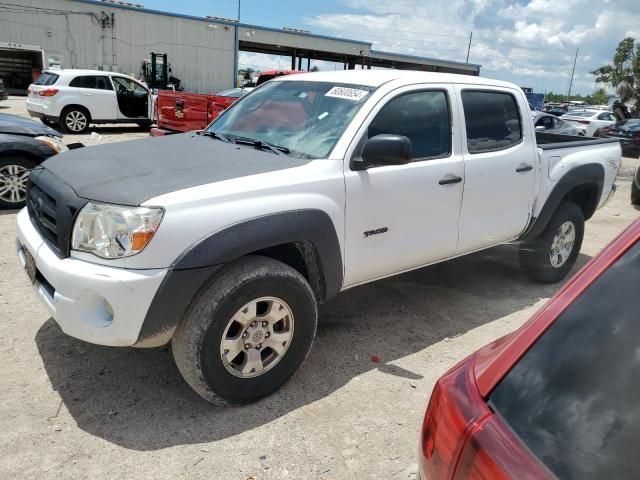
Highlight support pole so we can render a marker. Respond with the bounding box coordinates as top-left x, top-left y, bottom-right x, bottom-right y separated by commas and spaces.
466, 31, 473, 63
566, 48, 578, 101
